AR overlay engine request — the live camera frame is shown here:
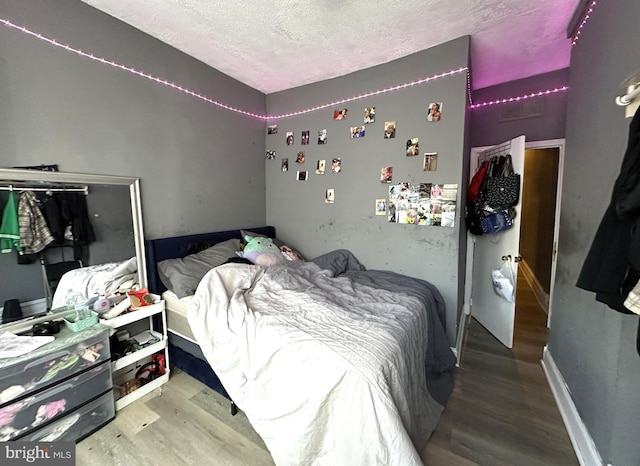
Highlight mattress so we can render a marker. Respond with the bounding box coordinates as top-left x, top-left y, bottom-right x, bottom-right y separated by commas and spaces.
162, 290, 196, 342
